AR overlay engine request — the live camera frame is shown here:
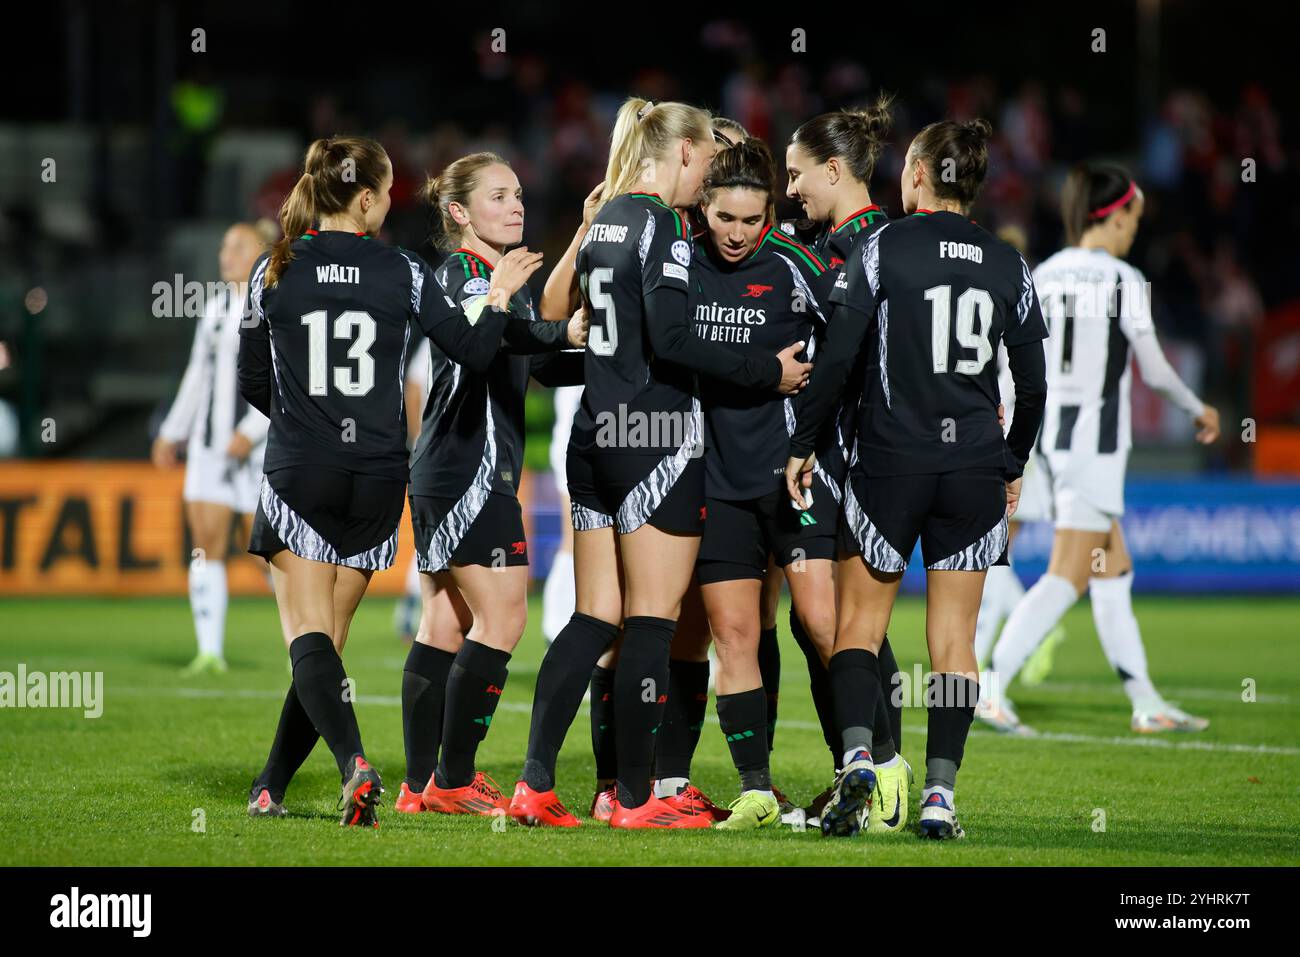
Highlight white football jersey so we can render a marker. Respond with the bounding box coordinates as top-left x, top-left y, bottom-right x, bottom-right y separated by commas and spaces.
160, 288, 269, 455
1031, 246, 1202, 514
